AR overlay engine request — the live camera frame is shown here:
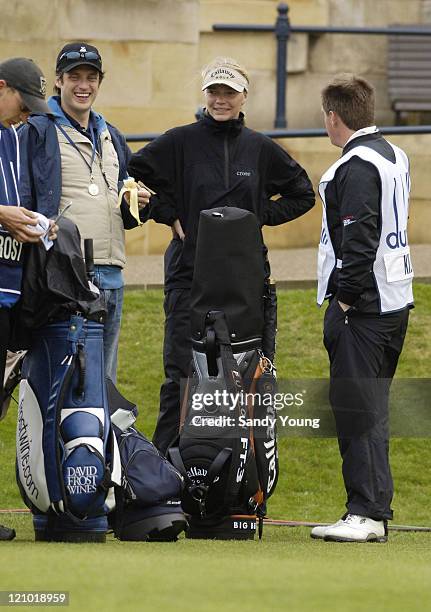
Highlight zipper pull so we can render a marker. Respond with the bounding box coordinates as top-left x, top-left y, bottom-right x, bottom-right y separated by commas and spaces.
345, 315, 349, 325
